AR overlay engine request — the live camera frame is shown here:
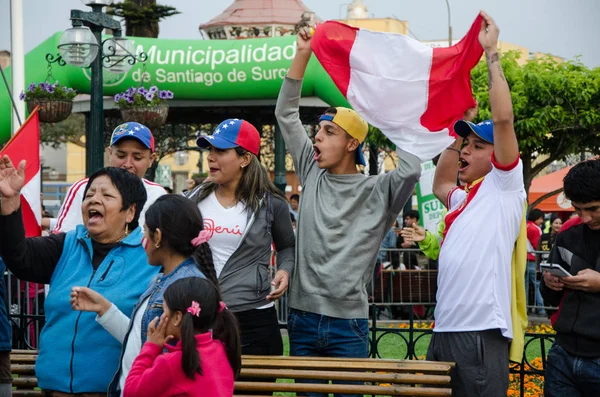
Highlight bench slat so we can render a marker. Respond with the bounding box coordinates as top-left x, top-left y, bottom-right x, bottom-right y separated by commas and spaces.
240, 368, 451, 385
10, 356, 37, 363
12, 377, 38, 388
235, 381, 451, 396
11, 365, 36, 375
242, 358, 453, 374
12, 391, 43, 397
11, 350, 37, 355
